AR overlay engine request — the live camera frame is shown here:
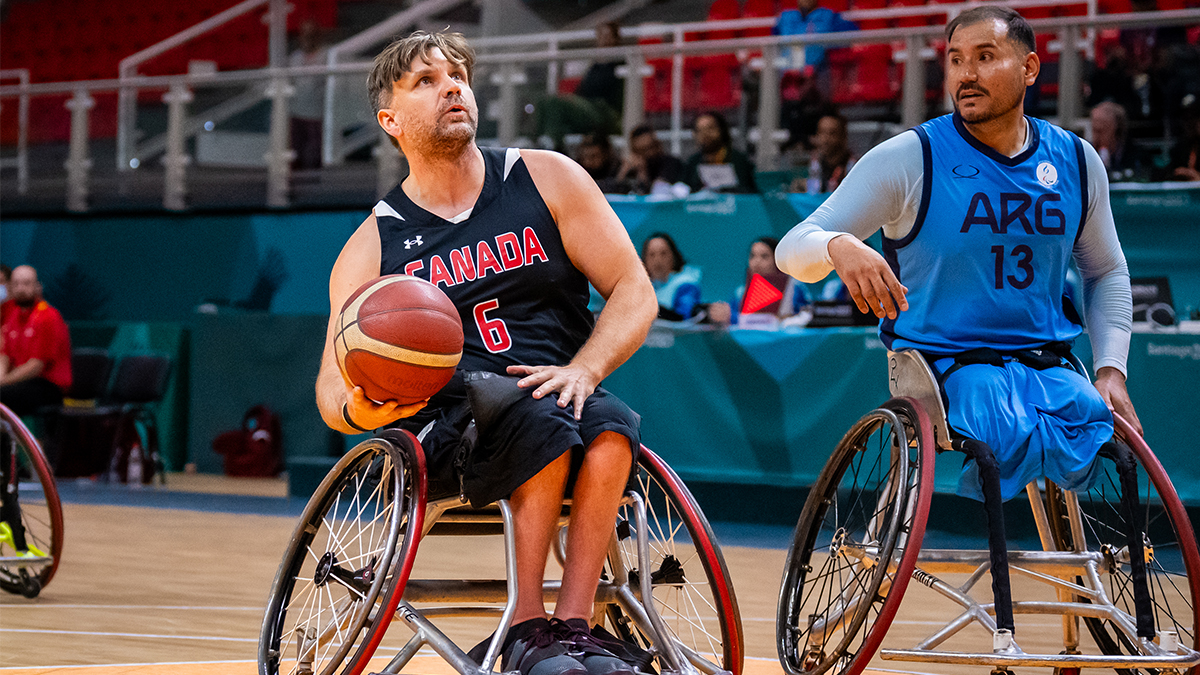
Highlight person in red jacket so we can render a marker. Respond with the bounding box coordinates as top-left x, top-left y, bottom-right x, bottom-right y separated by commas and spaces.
1, 266, 72, 415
